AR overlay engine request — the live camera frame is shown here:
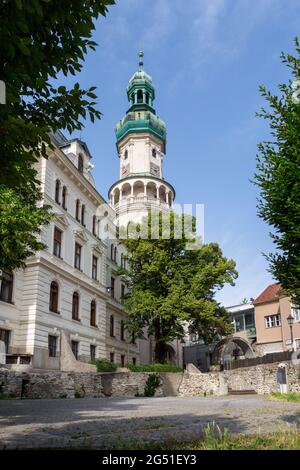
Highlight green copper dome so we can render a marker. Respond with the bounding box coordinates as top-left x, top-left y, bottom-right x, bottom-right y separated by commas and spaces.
115, 52, 166, 150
